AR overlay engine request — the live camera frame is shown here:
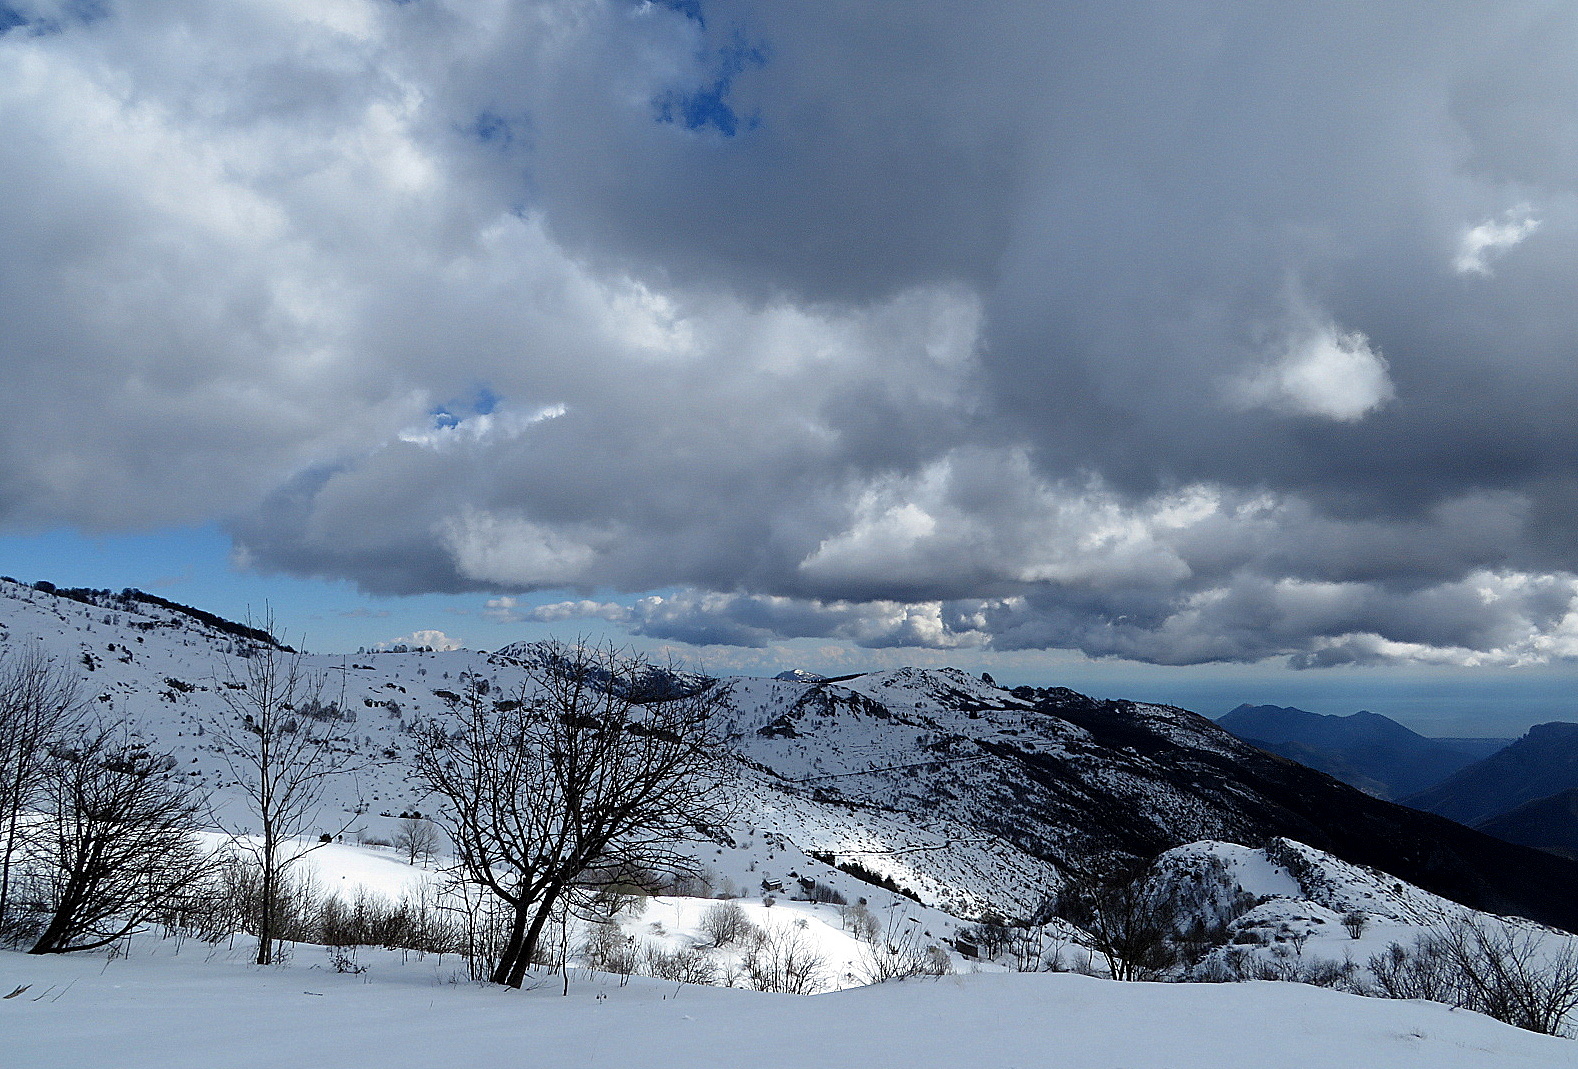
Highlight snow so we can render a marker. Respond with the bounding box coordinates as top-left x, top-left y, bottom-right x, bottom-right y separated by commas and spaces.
7, 580, 1578, 1062
2, 943, 1573, 1069
1148, 839, 1578, 990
